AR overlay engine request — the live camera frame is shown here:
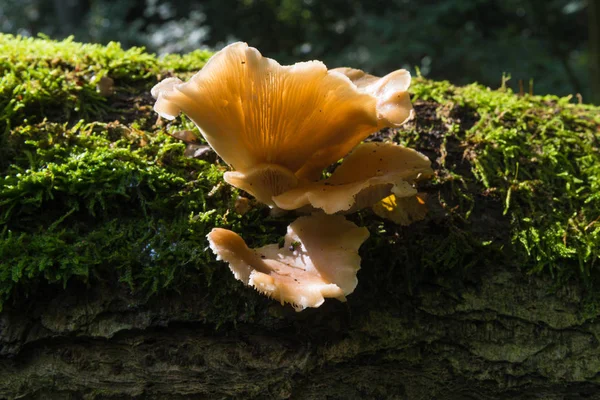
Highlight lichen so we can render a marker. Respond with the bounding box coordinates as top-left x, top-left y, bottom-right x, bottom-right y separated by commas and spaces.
1, 34, 599, 319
